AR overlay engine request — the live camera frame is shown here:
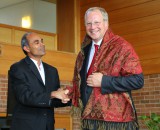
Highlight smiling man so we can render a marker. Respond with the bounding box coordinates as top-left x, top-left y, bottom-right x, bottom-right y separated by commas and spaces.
9, 32, 70, 130
70, 7, 144, 130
